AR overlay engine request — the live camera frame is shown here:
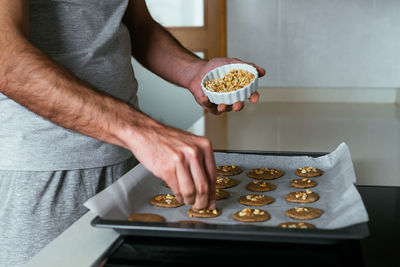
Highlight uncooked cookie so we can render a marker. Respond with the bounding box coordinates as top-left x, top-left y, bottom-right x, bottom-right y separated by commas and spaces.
232, 208, 270, 222
278, 222, 316, 229
246, 181, 276, 192
216, 176, 241, 189
238, 194, 275, 206
127, 213, 166, 222
295, 166, 324, 177
216, 189, 230, 200
285, 207, 323, 220
247, 168, 285, 180
150, 194, 184, 208
187, 208, 221, 218
290, 178, 318, 189
285, 190, 320, 203
216, 165, 243, 176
